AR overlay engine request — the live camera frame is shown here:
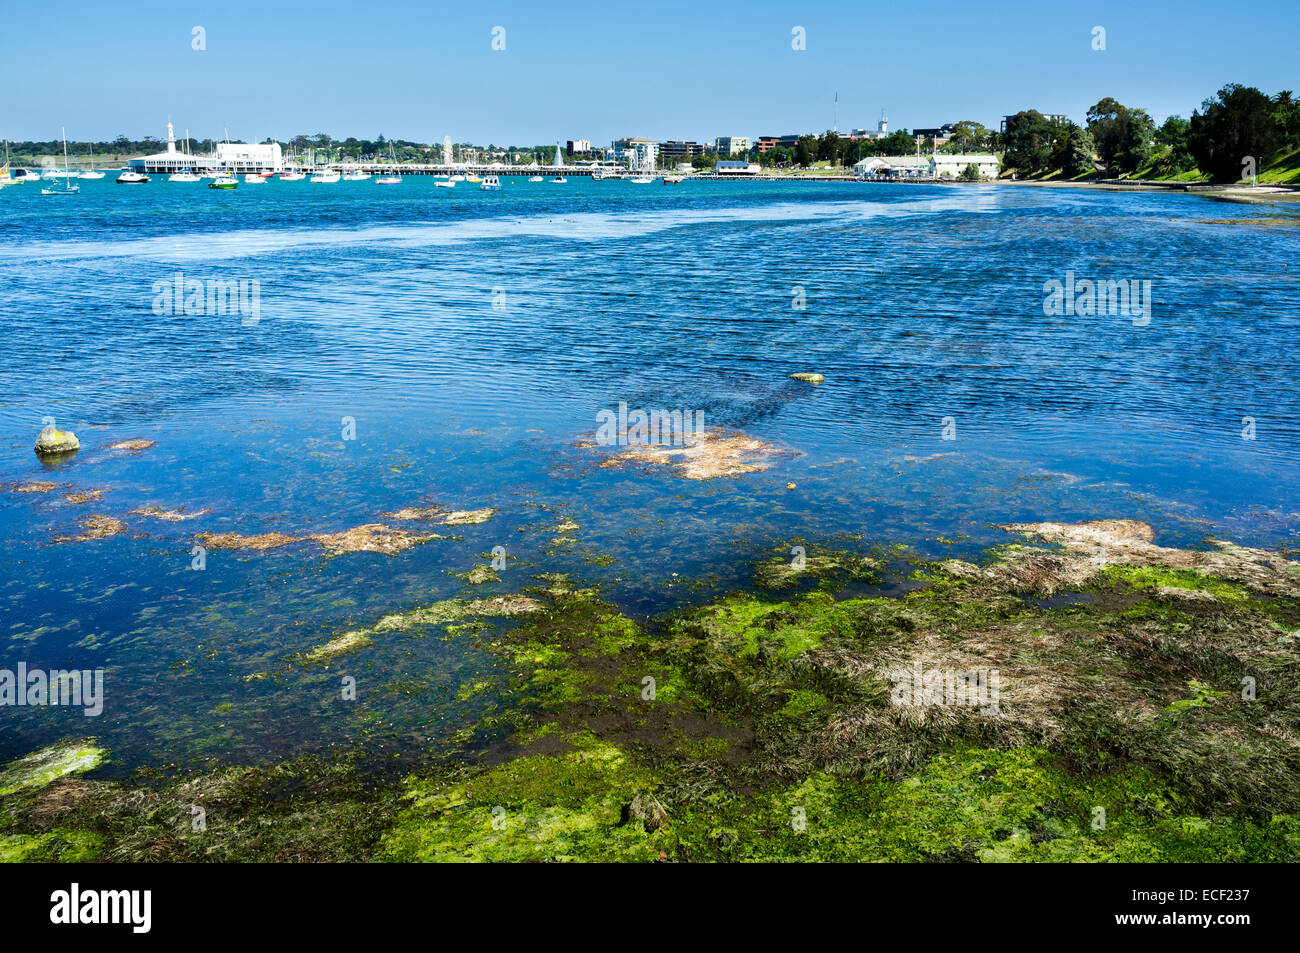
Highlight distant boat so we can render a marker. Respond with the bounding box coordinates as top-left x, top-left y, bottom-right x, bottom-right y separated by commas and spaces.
0, 139, 14, 188
450, 174, 465, 182
480, 175, 501, 191
116, 170, 149, 184
42, 129, 80, 195
376, 142, 401, 184
79, 143, 104, 178
463, 174, 483, 183
550, 176, 567, 183
280, 171, 306, 181
662, 174, 683, 184
528, 175, 543, 182
311, 170, 340, 183
343, 170, 370, 181
243, 173, 265, 183
434, 179, 455, 188
209, 175, 238, 189
169, 171, 201, 182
